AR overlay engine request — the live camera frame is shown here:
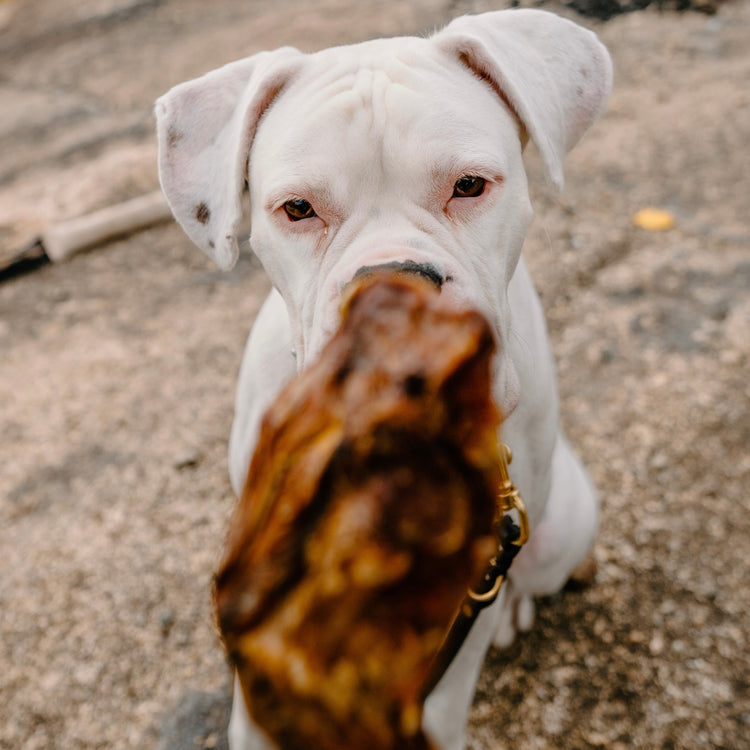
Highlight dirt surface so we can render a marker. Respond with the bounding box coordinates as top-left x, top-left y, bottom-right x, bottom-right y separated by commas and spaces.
1, 1, 748, 749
